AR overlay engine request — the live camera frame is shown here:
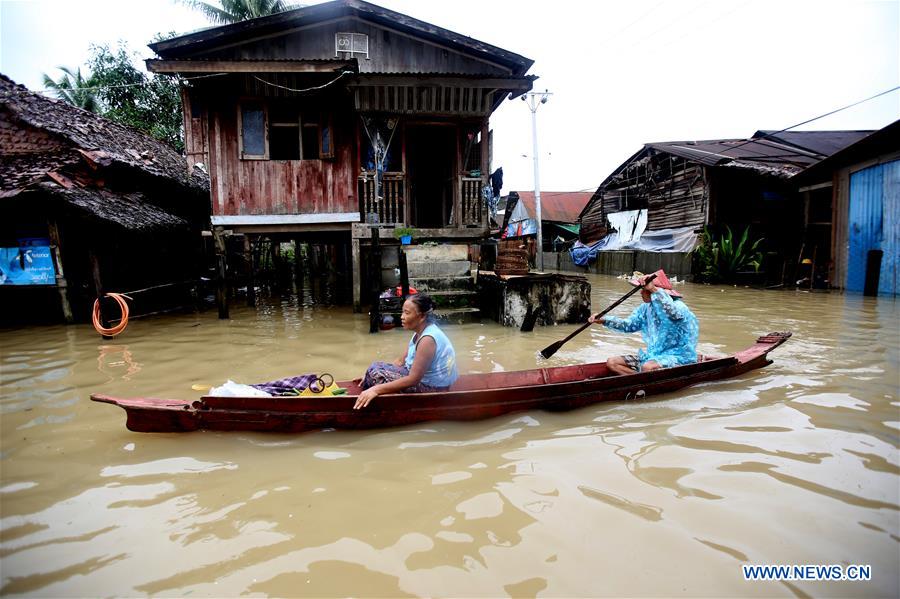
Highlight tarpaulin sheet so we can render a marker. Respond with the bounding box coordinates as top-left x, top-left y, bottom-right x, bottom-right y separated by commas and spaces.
505, 198, 537, 237
570, 224, 699, 266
